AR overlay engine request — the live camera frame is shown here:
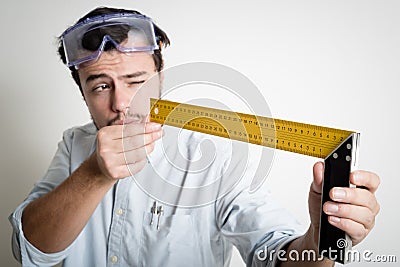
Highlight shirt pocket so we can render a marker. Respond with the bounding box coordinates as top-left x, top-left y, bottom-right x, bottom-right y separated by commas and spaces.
138, 211, 203, 267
